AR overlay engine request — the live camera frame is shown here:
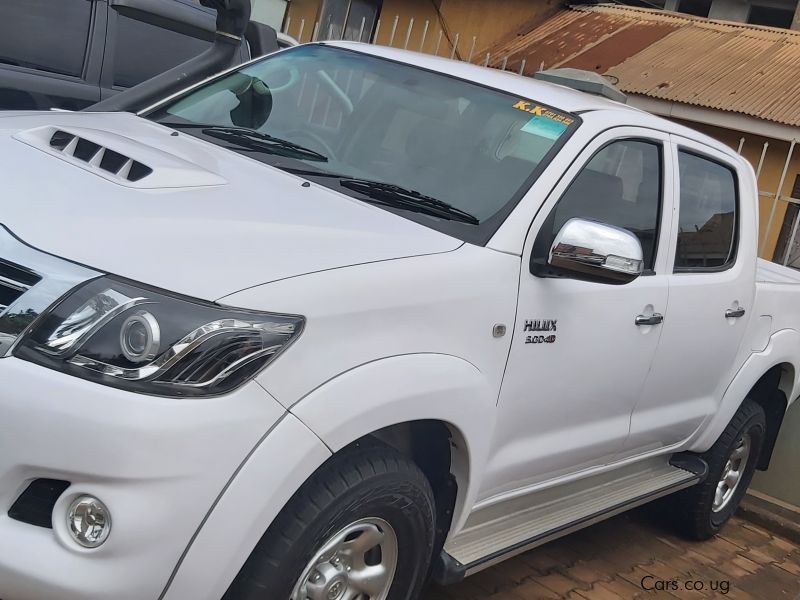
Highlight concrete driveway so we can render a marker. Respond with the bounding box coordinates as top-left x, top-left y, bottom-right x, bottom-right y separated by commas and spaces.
424, 509, 800, 599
